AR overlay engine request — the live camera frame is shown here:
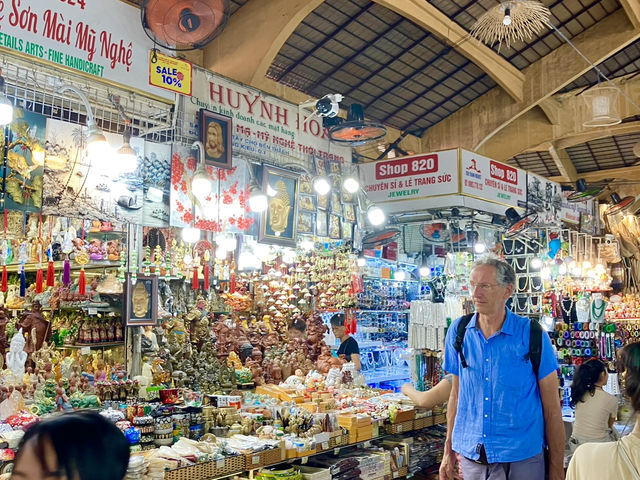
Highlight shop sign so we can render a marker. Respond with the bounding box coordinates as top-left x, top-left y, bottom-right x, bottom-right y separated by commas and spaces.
460, 149, 526, 208
149, 51, 192, 96
187, 68, 352, 165
560, 191, 595, 225
0, 0, 172, 100
359, 150, 459, 205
